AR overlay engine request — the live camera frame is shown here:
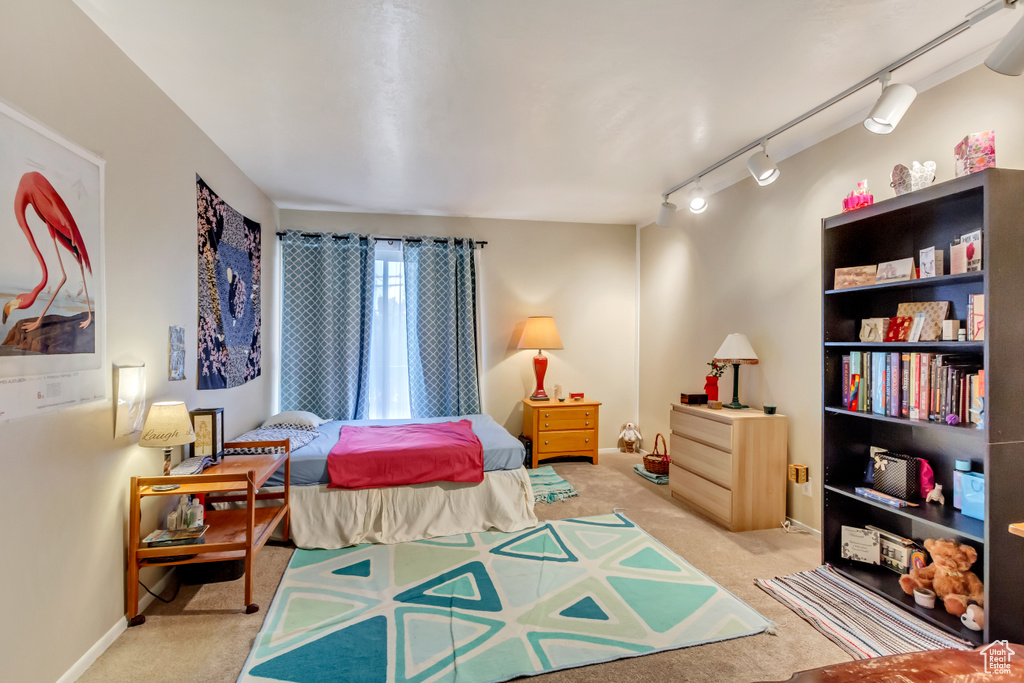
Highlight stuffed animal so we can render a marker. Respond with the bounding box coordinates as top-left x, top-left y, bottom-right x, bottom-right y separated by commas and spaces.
619, 423, 641, 452
961, 603, 984, 631
899, 538, 984, 618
